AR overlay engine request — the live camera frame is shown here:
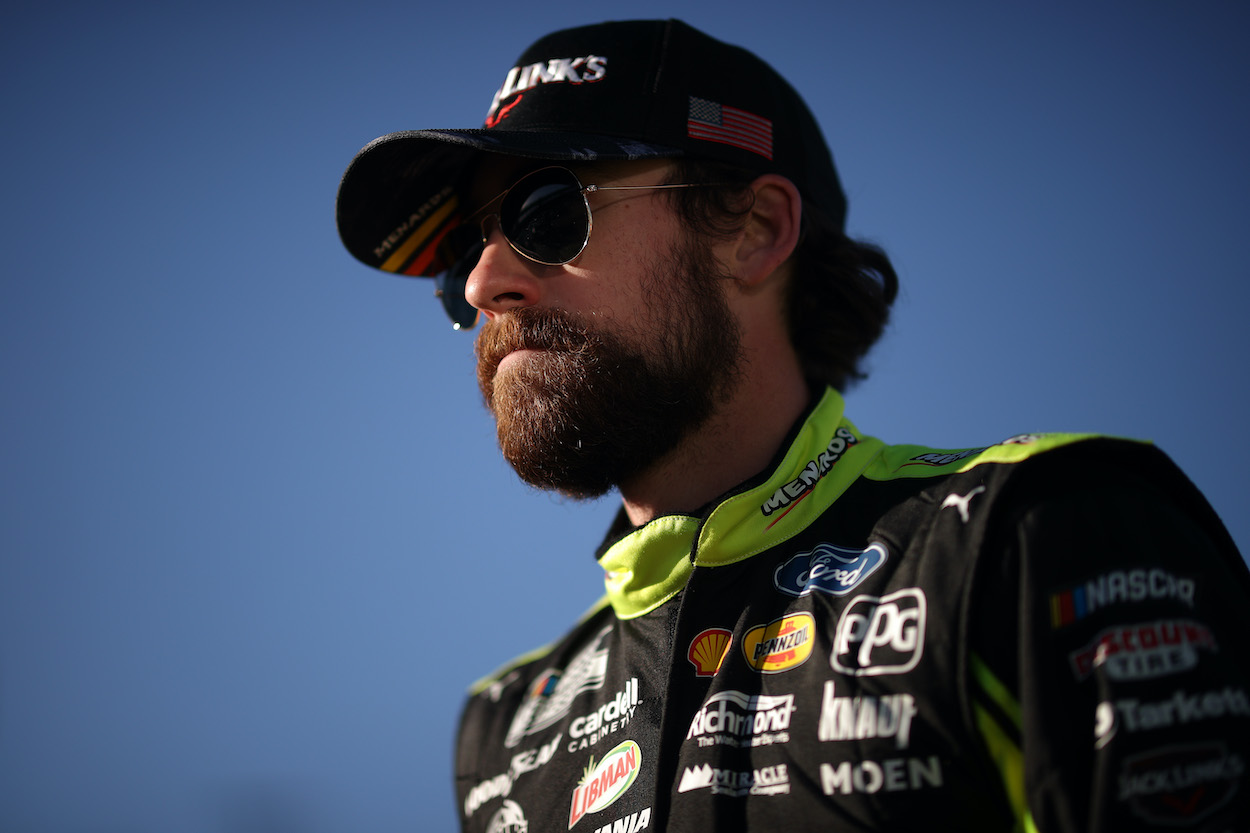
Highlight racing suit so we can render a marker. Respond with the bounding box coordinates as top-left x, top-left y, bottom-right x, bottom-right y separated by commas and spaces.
455, 387, 1250, 832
